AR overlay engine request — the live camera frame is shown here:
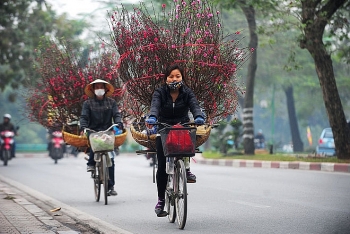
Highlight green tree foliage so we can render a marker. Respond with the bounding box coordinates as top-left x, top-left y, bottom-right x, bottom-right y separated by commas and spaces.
0, 0, 88, 97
